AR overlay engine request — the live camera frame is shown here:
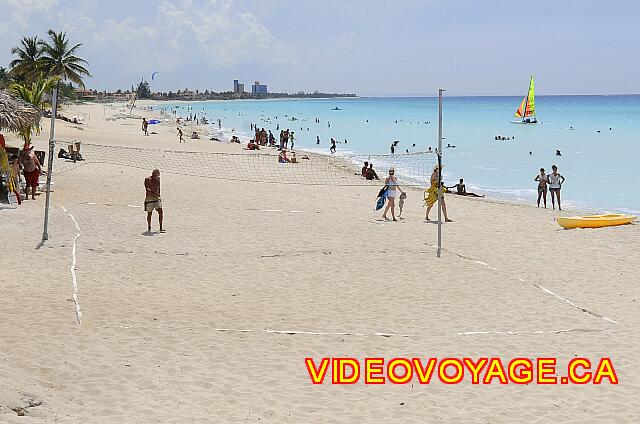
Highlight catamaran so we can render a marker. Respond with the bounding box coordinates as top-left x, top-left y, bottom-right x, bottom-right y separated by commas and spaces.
513, 76, 537, 124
